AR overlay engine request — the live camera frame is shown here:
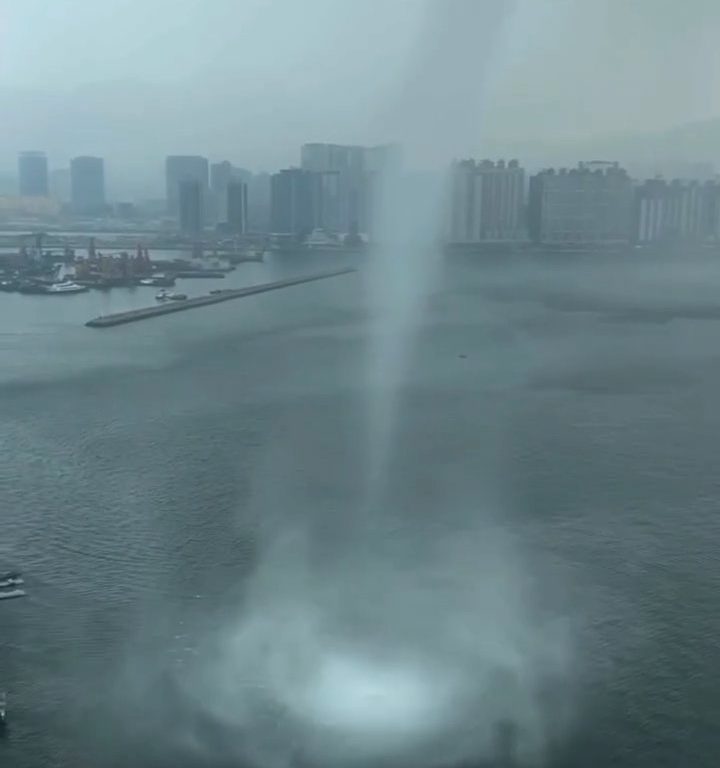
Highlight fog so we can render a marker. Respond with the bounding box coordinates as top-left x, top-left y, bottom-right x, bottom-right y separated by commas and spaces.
3, 1, 720, 766
2, 0, 720, 195
141, 4, 576, 767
